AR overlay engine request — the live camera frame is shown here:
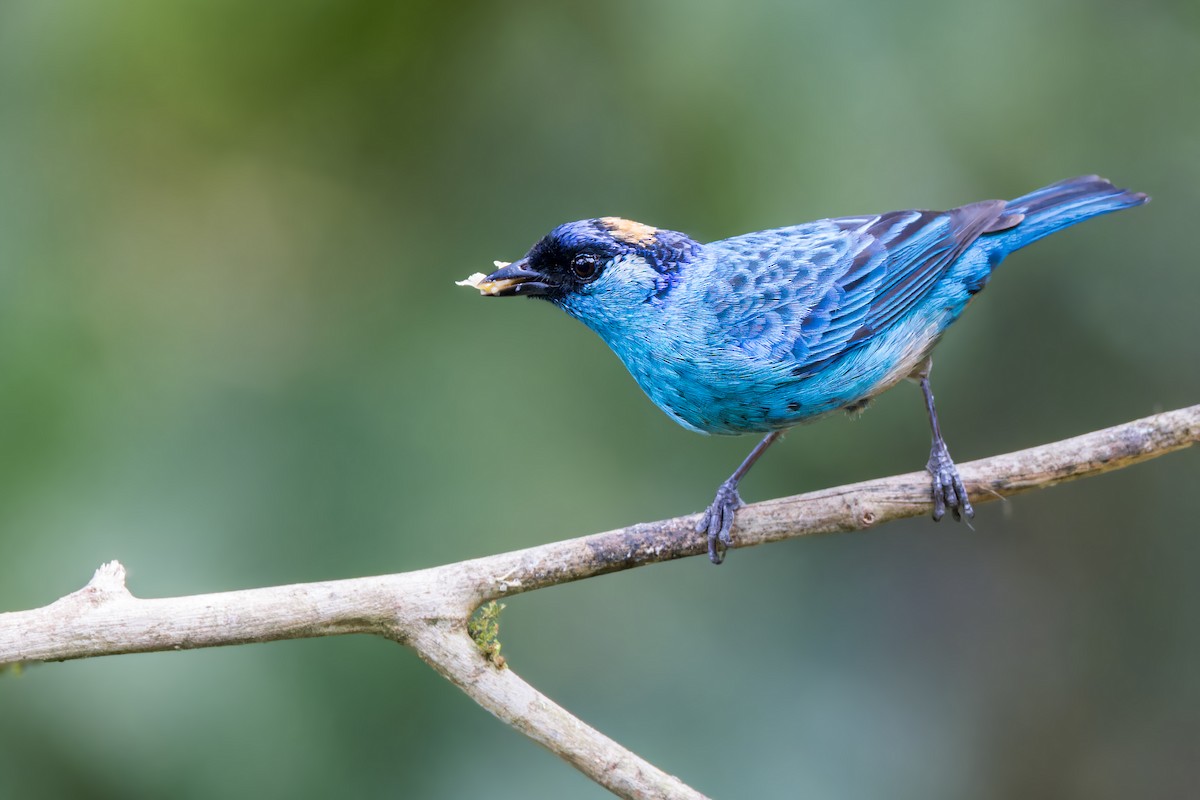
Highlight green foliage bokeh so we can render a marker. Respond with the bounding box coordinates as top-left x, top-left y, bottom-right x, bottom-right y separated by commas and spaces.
1, 1, 1197, 798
